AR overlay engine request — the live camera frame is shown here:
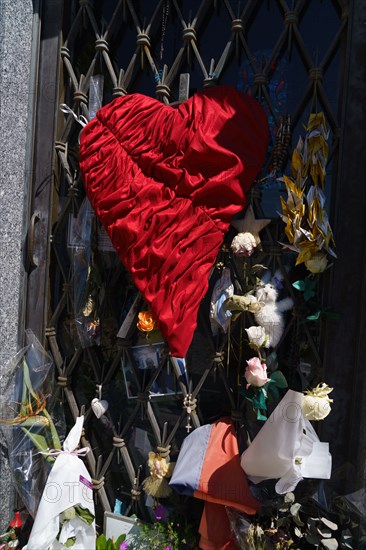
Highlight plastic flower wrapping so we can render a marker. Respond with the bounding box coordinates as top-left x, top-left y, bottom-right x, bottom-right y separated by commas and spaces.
0, 330, 65, 518
241, 390, 332, 495
71, 197, 101, 348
